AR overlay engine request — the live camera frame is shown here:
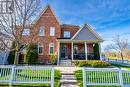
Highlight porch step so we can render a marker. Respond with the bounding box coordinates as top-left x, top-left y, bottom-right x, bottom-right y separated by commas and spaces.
60, 83, 78, 87
60, 59, 72, 66
61, 75, 76, 80
60, 79, 77, 84
60, 74, 78, 86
